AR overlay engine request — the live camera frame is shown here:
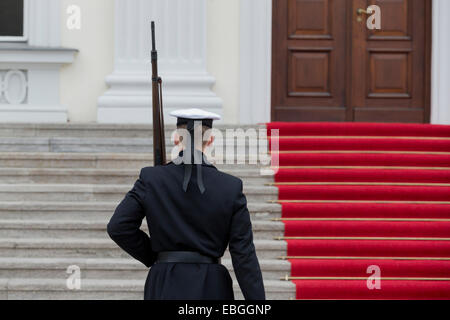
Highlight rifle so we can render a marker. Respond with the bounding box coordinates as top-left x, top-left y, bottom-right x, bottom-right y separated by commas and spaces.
151, 21, 166, 166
